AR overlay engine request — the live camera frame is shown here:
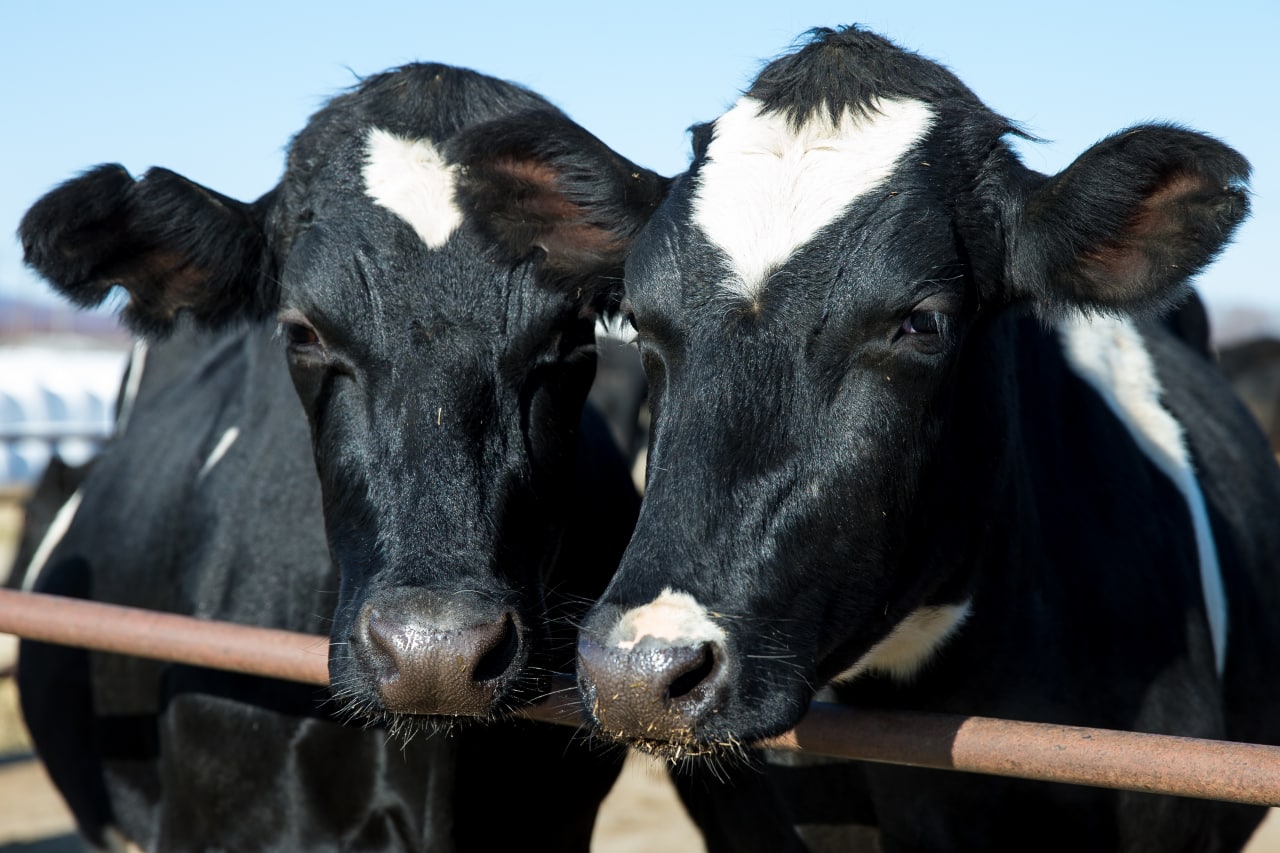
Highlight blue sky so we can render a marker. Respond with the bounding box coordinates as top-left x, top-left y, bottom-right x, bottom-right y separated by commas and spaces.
3, 1, 1277, 316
